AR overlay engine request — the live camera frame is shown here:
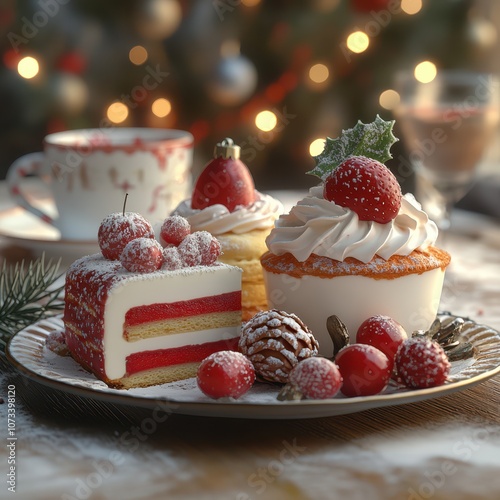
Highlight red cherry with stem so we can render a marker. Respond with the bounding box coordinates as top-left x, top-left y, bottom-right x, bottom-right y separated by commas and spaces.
395, 338, 450, 389
335, 344, 391, 397
197, 351, 255, 399
98, 193, 154, 260
191, 138, 257, 212
356, 315, 408, 372
289, 357, 343, 400
160, 215, 191, 247
120, 237, 164, 273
